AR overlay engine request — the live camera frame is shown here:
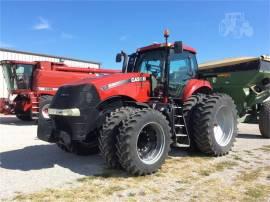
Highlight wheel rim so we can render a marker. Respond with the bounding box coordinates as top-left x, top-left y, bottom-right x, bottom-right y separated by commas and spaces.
136, 122, 165, 165
41, 104, 50, 119
213, 105, 234, 147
